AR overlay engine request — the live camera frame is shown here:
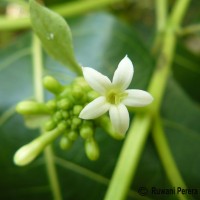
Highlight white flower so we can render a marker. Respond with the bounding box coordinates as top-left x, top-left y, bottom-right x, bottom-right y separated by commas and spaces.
79, 55, 153, 135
